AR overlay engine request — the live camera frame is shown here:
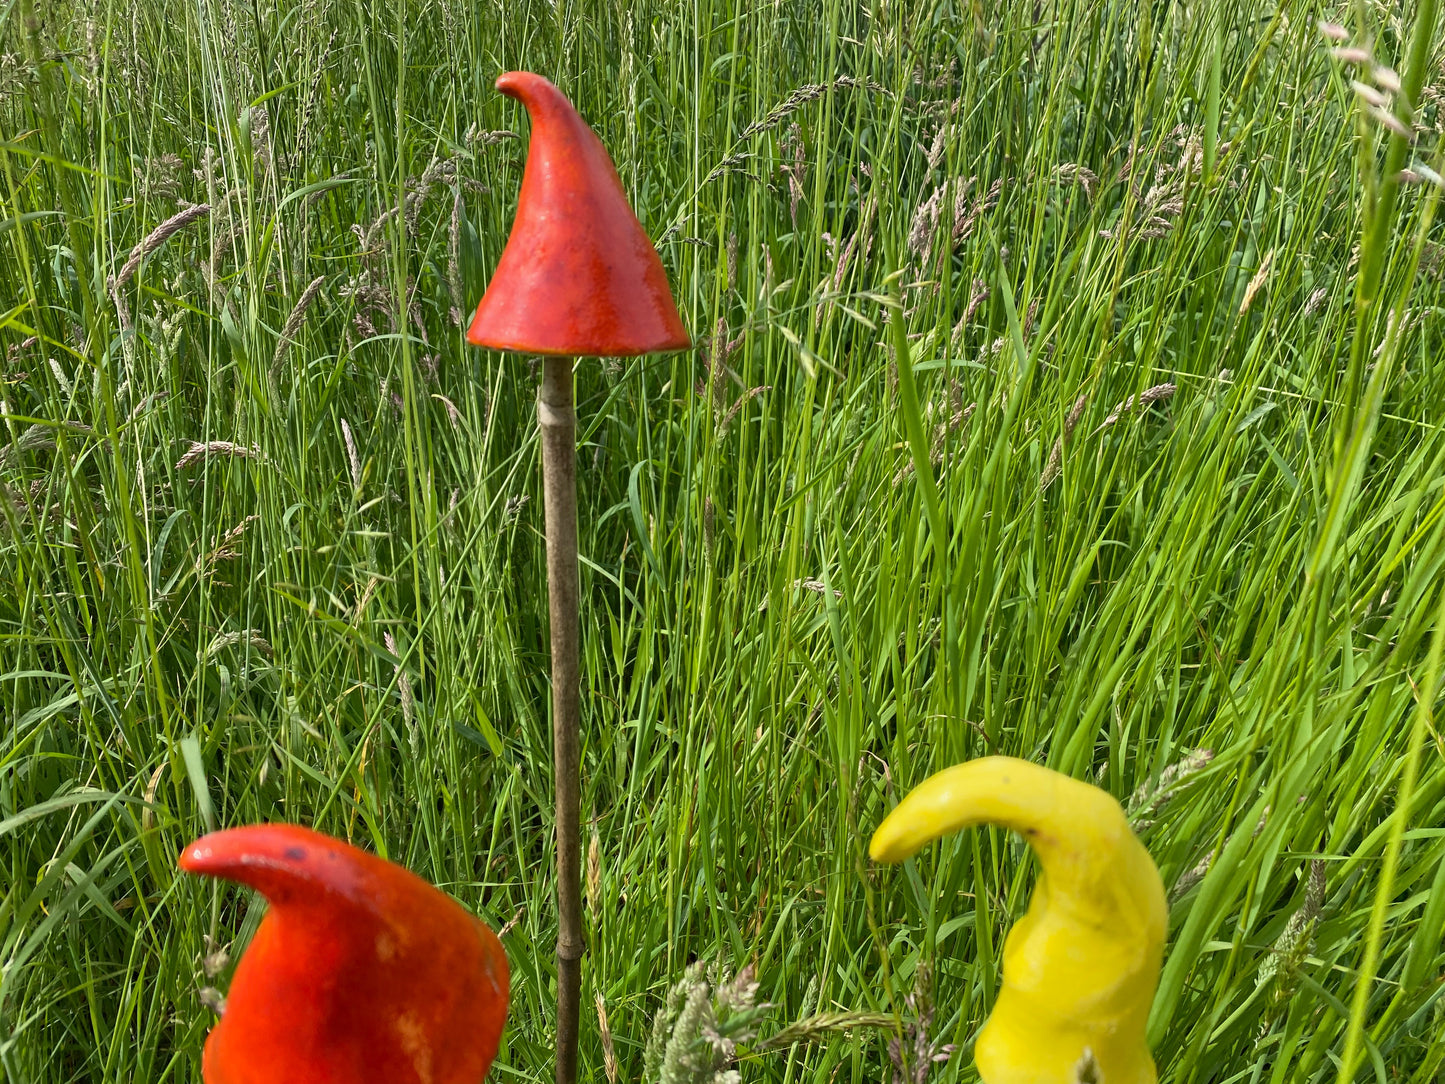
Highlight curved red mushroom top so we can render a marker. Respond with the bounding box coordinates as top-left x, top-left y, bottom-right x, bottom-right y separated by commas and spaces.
179, 824, 509, 1084
467, 71, 690, 357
